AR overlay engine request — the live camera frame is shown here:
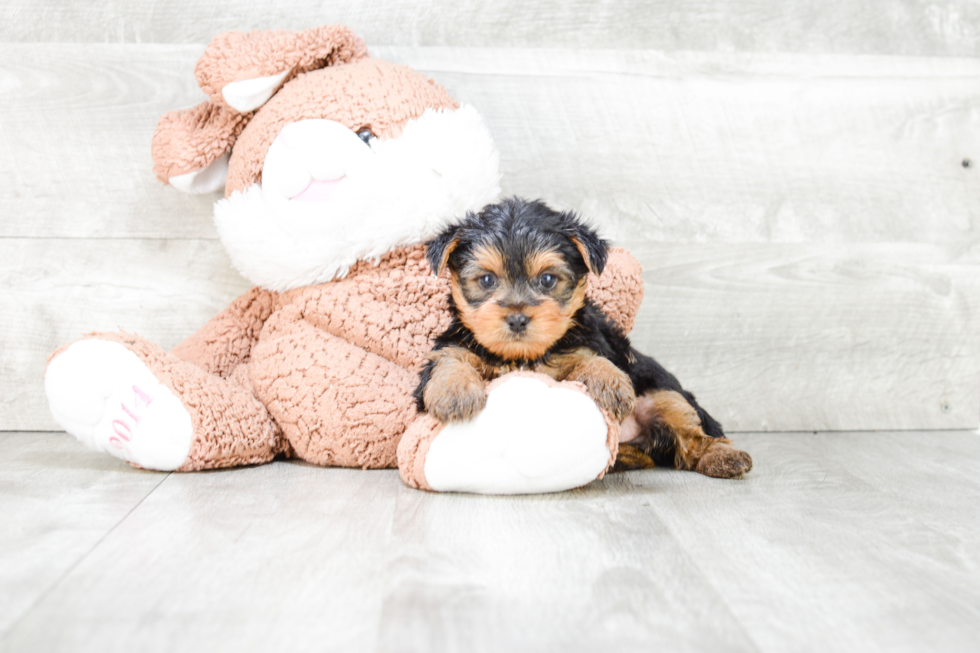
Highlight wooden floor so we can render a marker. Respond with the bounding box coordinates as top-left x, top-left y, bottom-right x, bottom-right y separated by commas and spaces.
1, 430, 978, 652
